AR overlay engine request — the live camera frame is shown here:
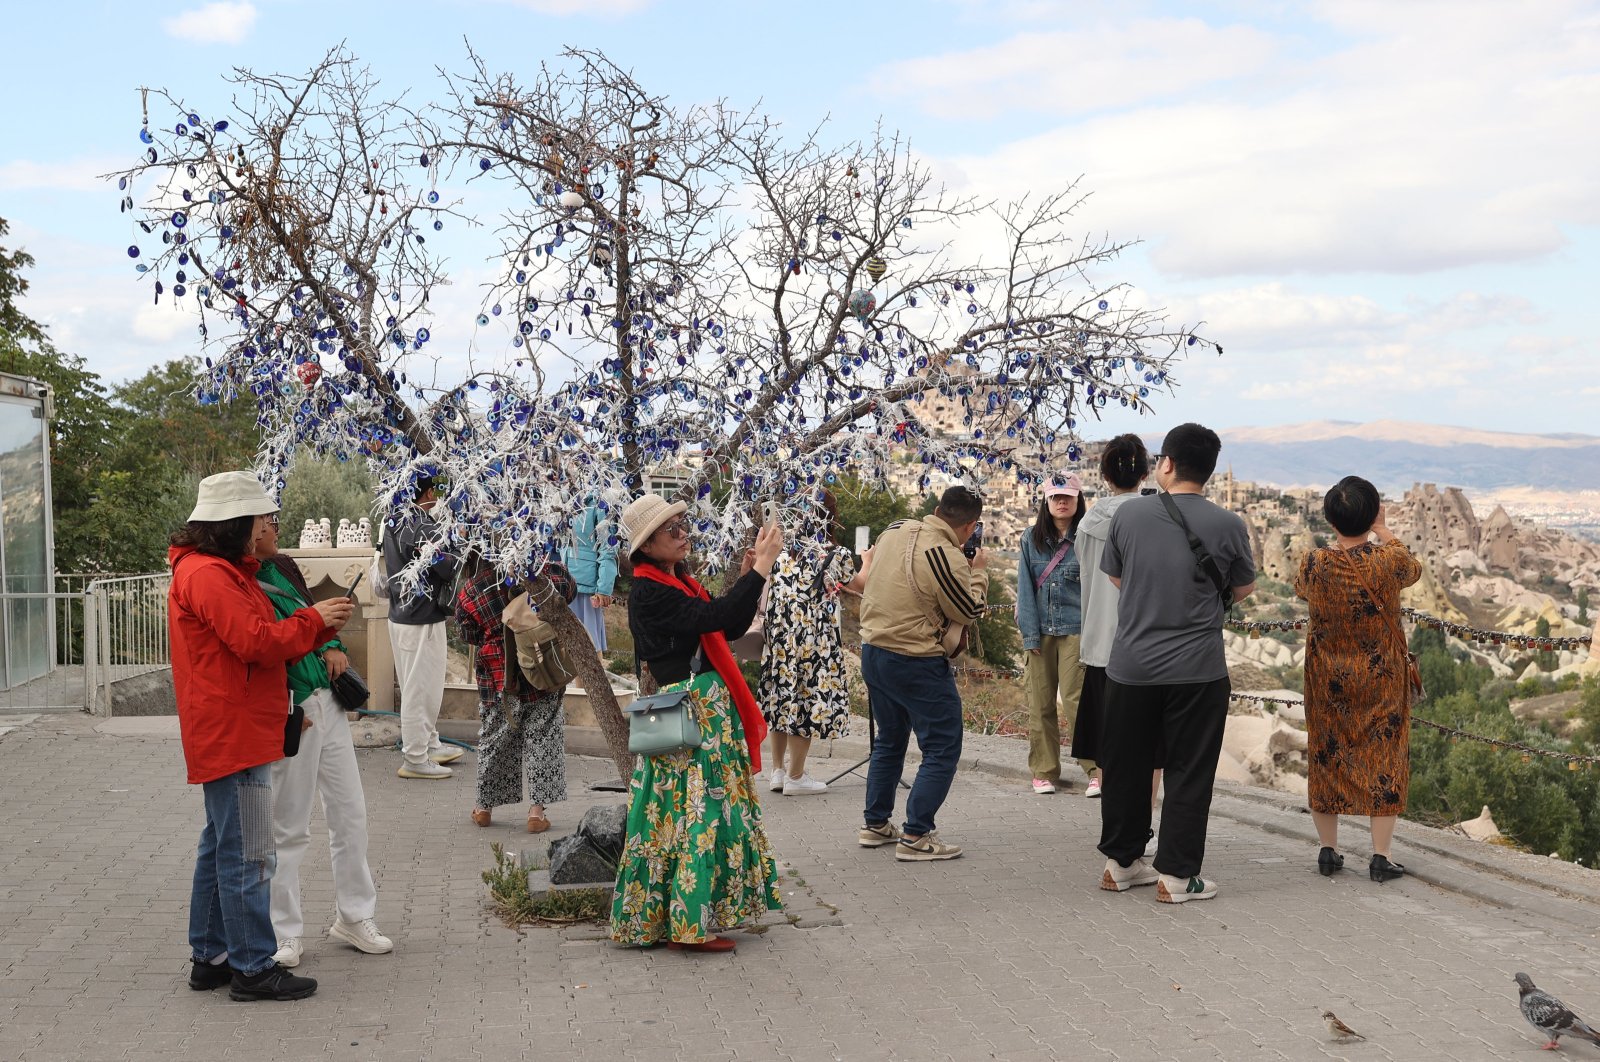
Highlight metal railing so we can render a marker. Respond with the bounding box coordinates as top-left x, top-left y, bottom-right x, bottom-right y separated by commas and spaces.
1, 573, 153, 712
81, 574, 172, 716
